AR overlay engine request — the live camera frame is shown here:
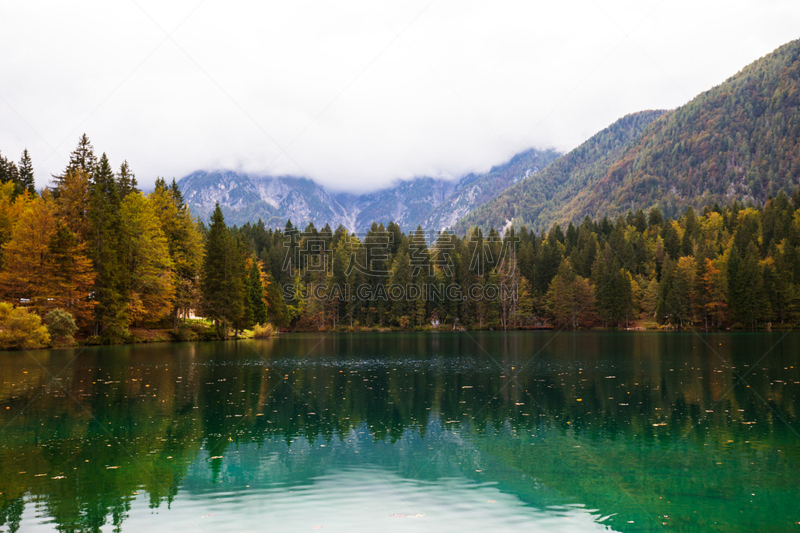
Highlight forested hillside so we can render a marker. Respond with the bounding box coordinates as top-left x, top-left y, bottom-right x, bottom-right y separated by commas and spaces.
459, 38, 800, 233
582, 38, 800, 220
454, 111, 665, 233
